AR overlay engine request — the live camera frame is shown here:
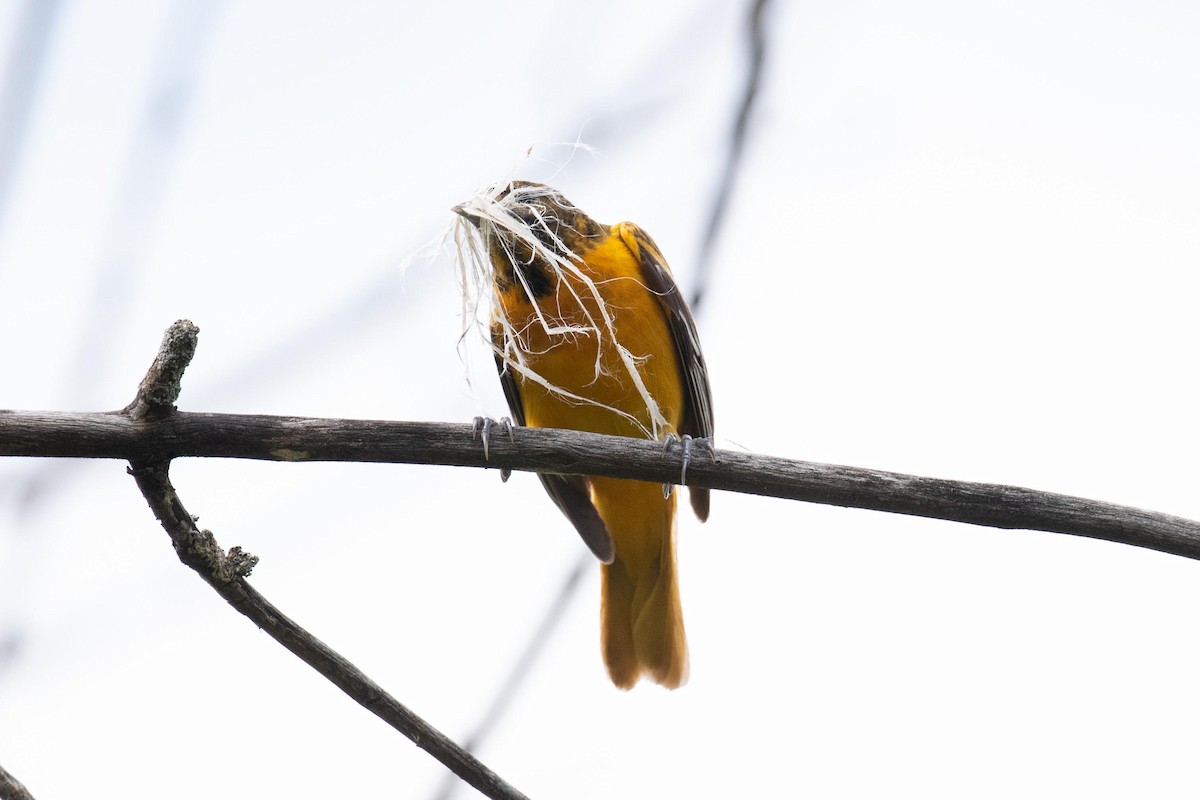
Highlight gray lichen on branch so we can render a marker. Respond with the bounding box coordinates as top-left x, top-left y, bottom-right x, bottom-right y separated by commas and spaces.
127, 462, 259, 581
124, 319, 199, 422
121, 319, 260, 582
